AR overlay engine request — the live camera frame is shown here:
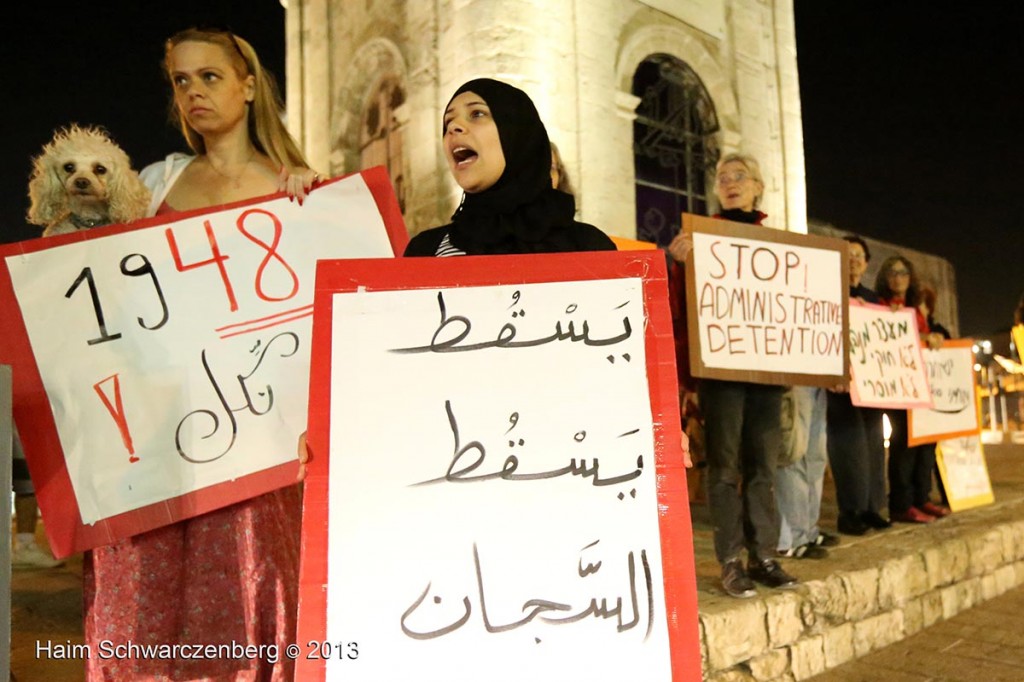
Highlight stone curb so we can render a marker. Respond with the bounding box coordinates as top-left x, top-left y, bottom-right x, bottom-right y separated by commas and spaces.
698, 504, 1024, 681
